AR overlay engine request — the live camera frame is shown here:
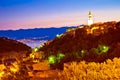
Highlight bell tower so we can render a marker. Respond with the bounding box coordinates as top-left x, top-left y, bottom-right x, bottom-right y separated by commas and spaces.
88, 11, 93, 25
